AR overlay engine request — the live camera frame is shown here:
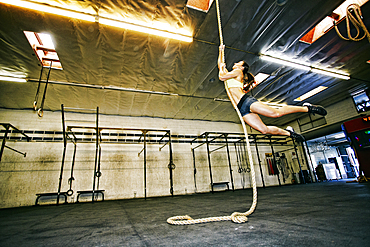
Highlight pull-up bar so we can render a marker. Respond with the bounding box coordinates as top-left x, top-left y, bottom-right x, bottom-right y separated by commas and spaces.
62, 107, 174, 200
0, 123, 30, 162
